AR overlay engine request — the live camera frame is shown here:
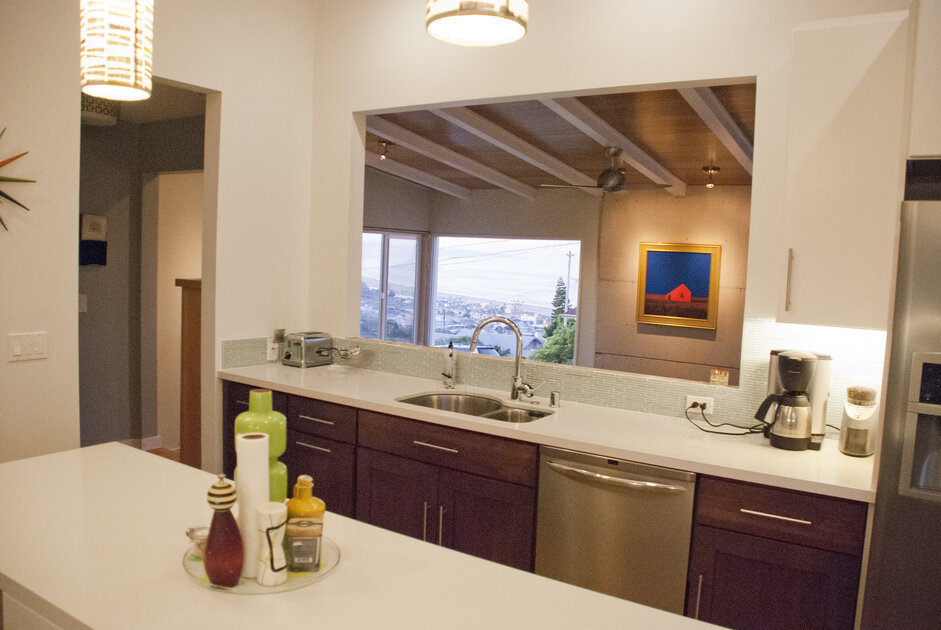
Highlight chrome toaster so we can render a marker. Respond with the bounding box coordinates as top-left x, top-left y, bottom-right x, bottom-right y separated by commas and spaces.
281, 332, 333, 368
